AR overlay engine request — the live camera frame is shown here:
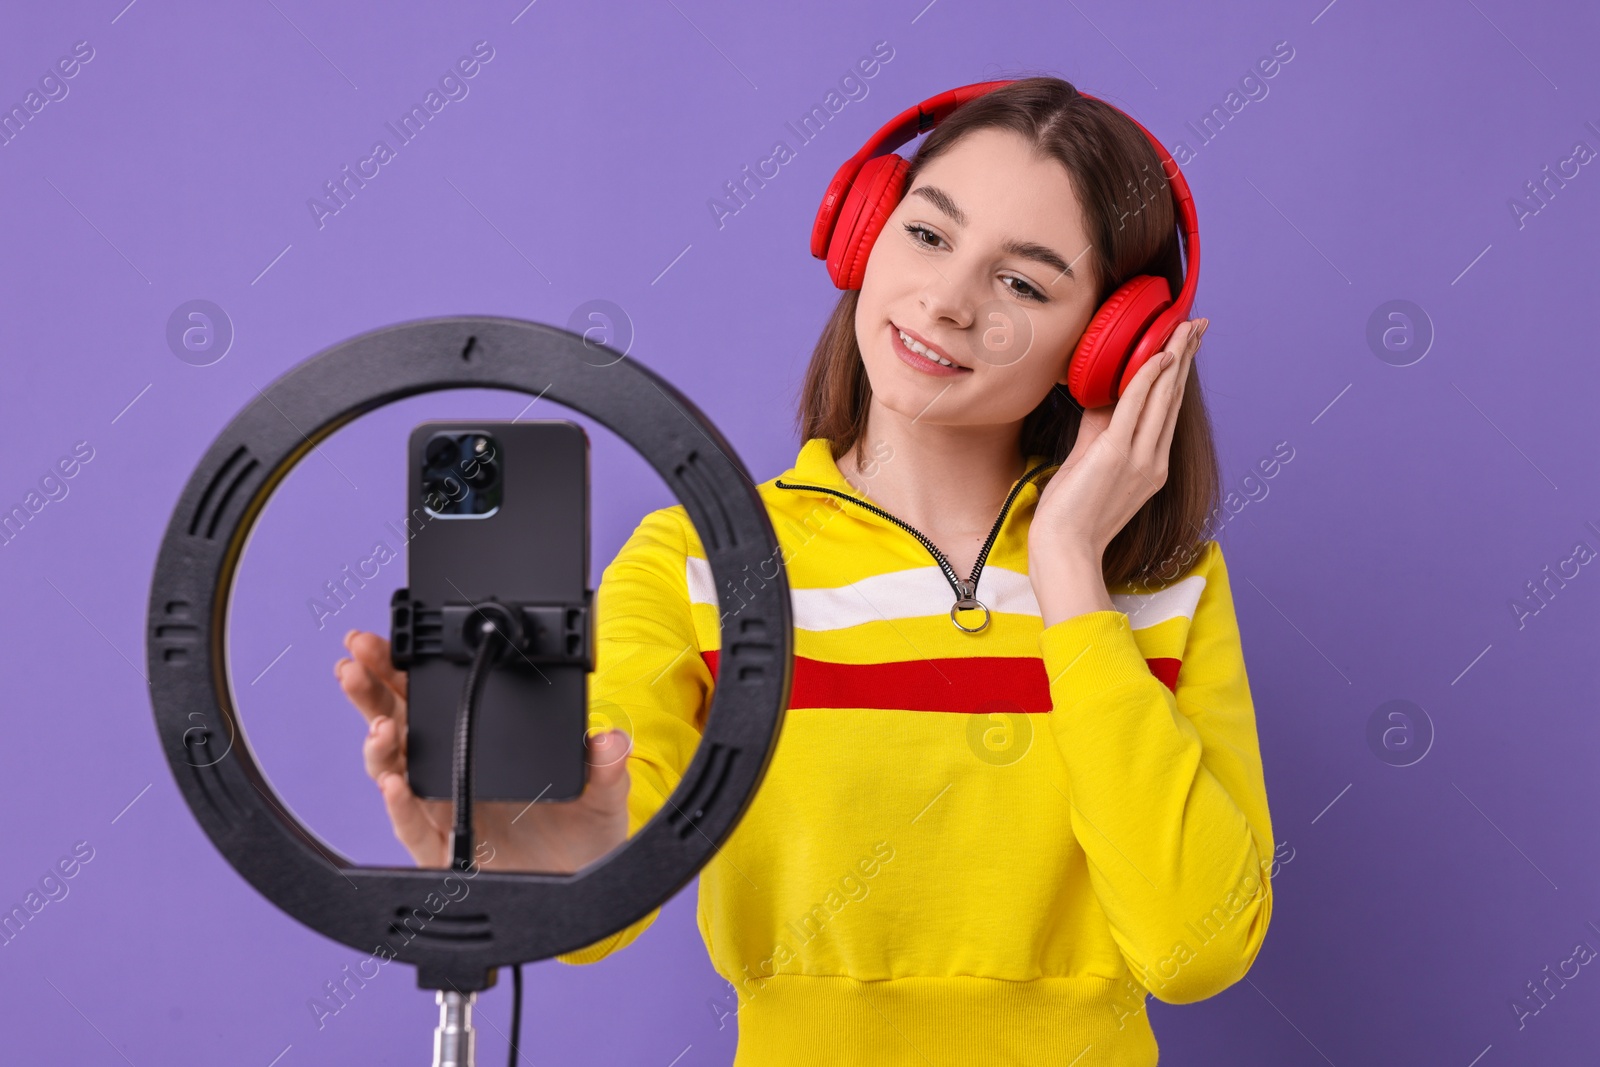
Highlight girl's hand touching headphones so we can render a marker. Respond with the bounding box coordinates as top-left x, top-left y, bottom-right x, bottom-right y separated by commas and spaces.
1030, 317, 1208, 564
